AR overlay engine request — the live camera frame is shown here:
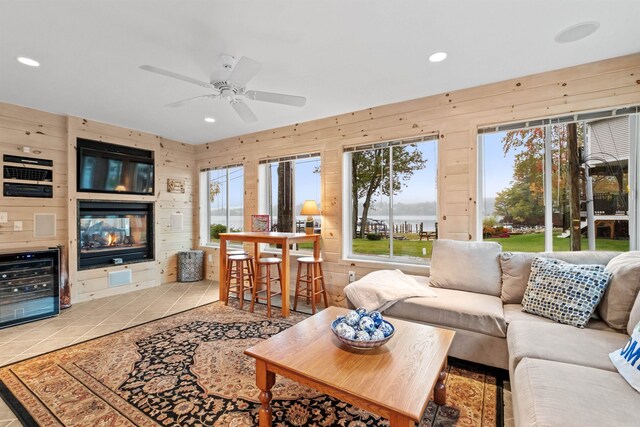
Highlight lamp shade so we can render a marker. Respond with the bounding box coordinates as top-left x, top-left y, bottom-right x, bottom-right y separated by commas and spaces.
300, 200, 321, 215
